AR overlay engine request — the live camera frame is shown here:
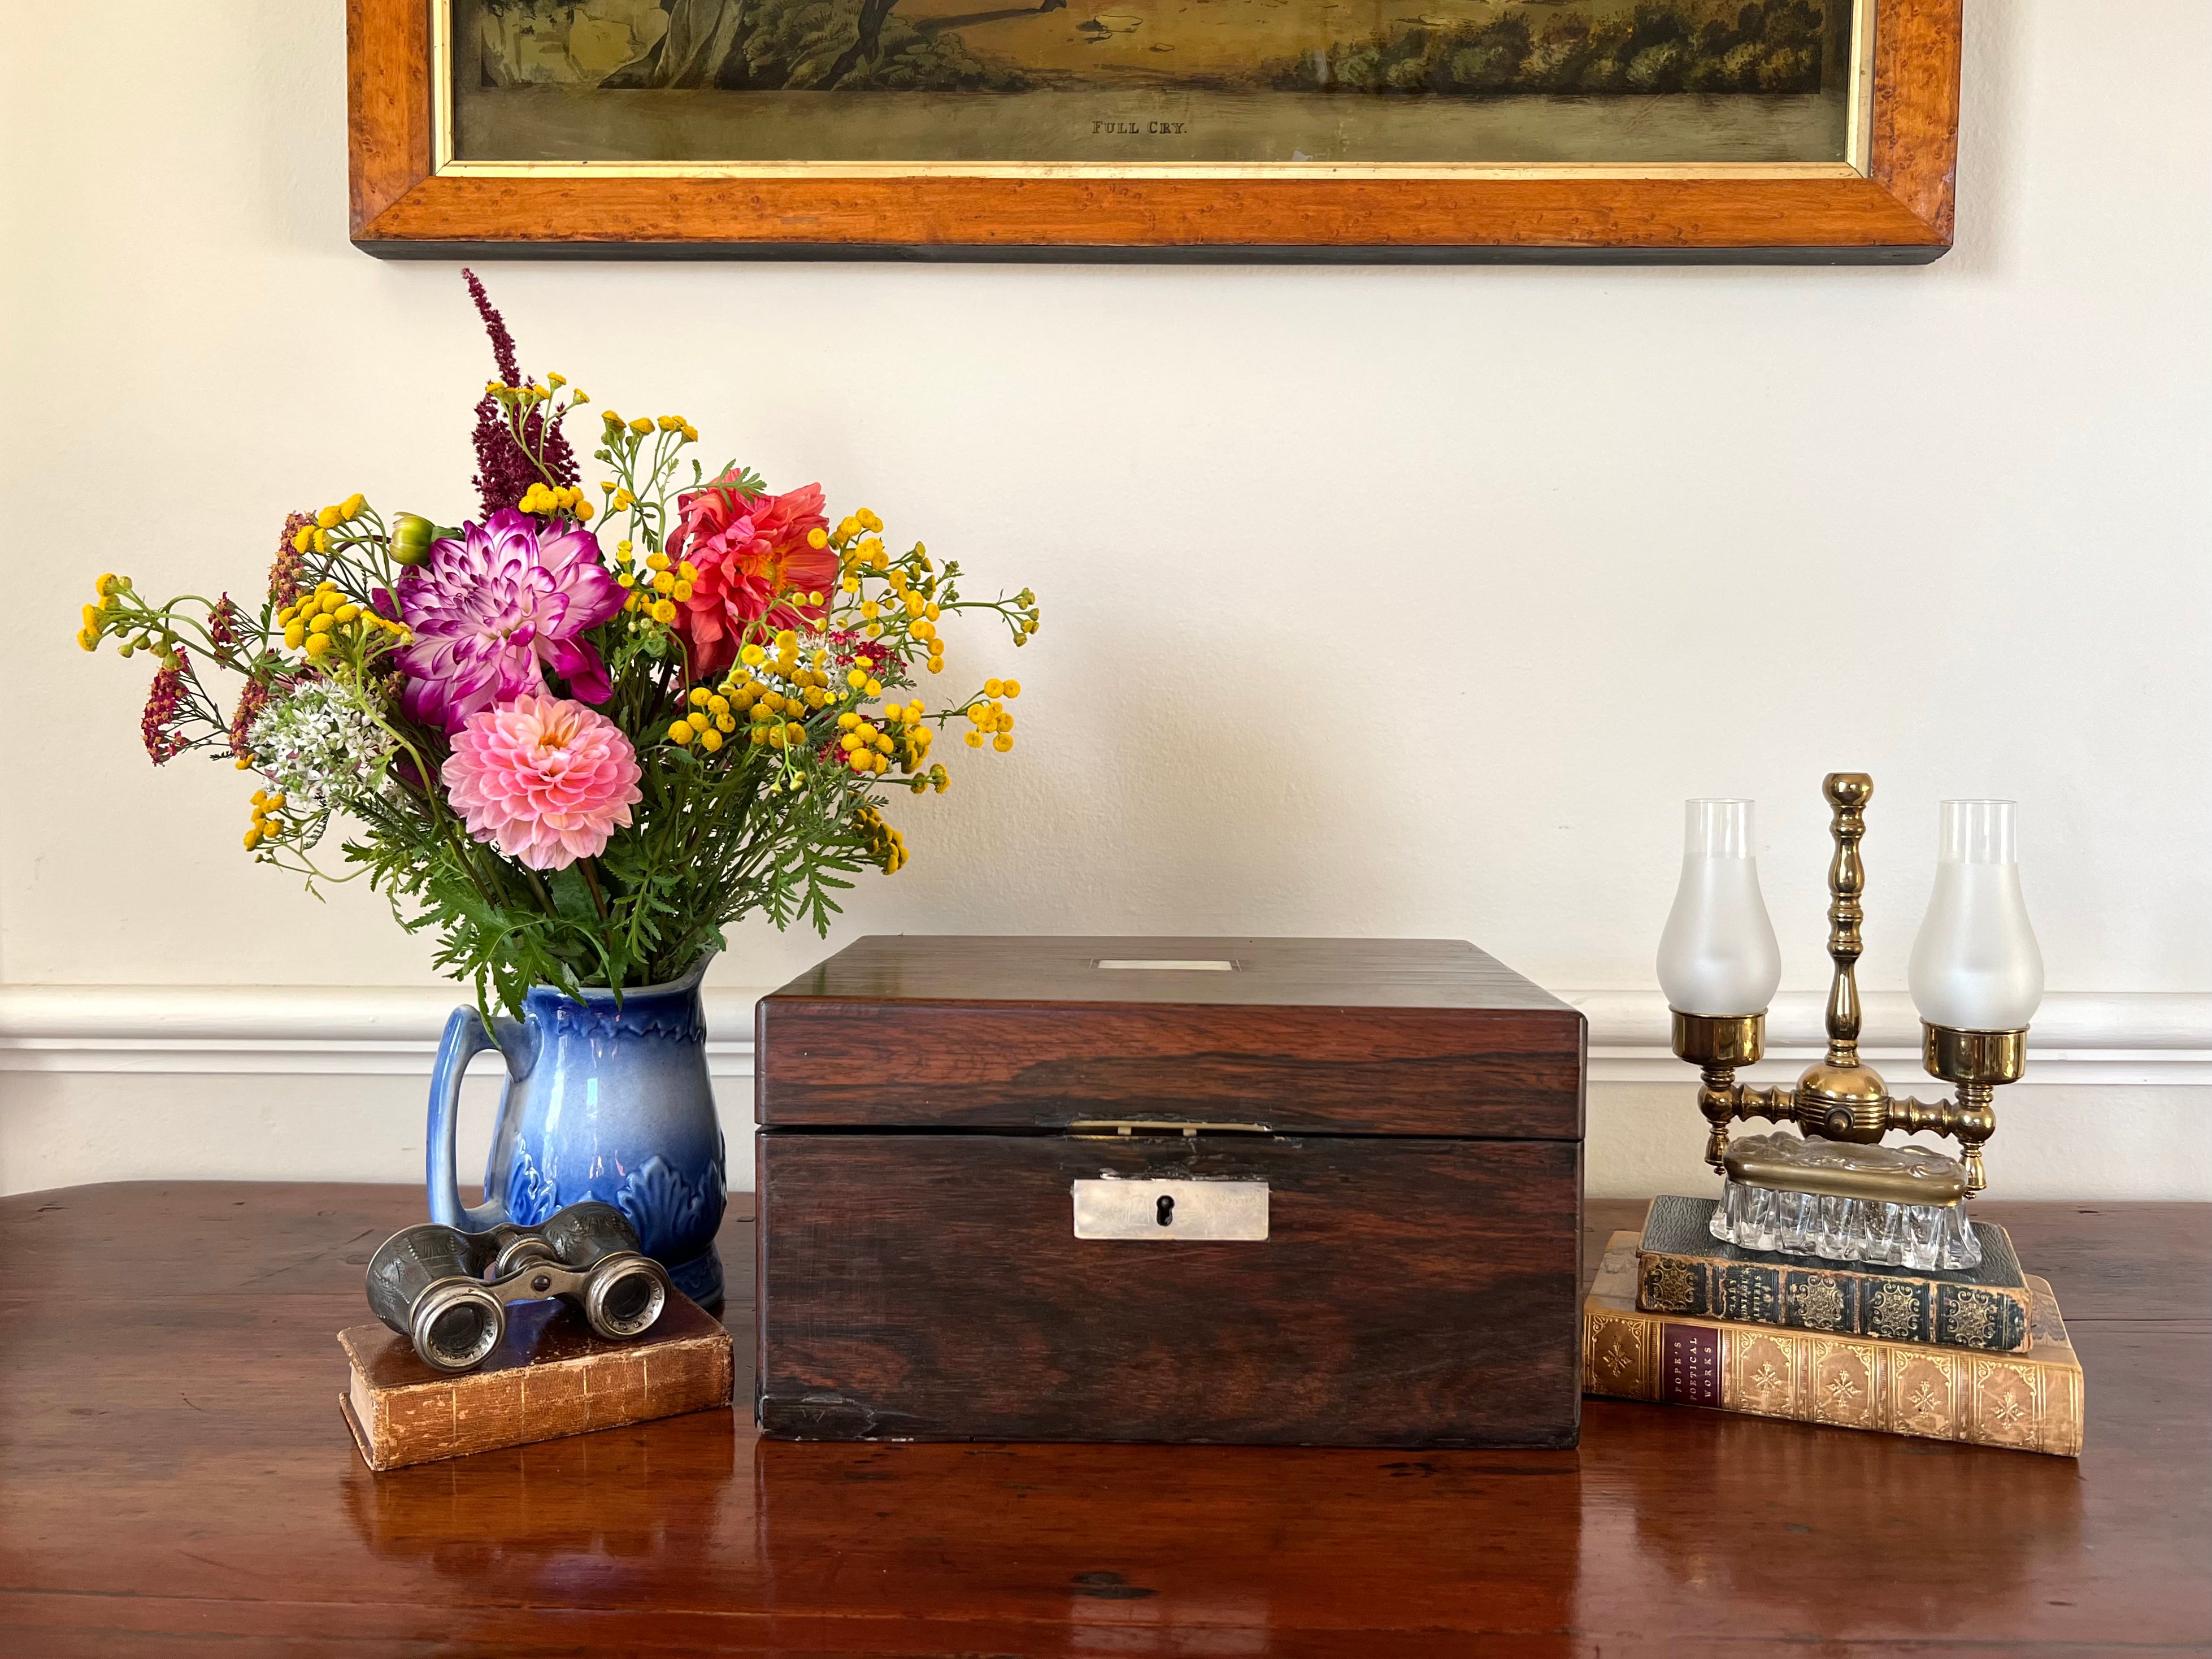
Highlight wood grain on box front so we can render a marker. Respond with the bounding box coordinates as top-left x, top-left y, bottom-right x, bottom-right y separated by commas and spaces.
759, 1001, 1584, 1133
757, 1132, 1582, 1446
